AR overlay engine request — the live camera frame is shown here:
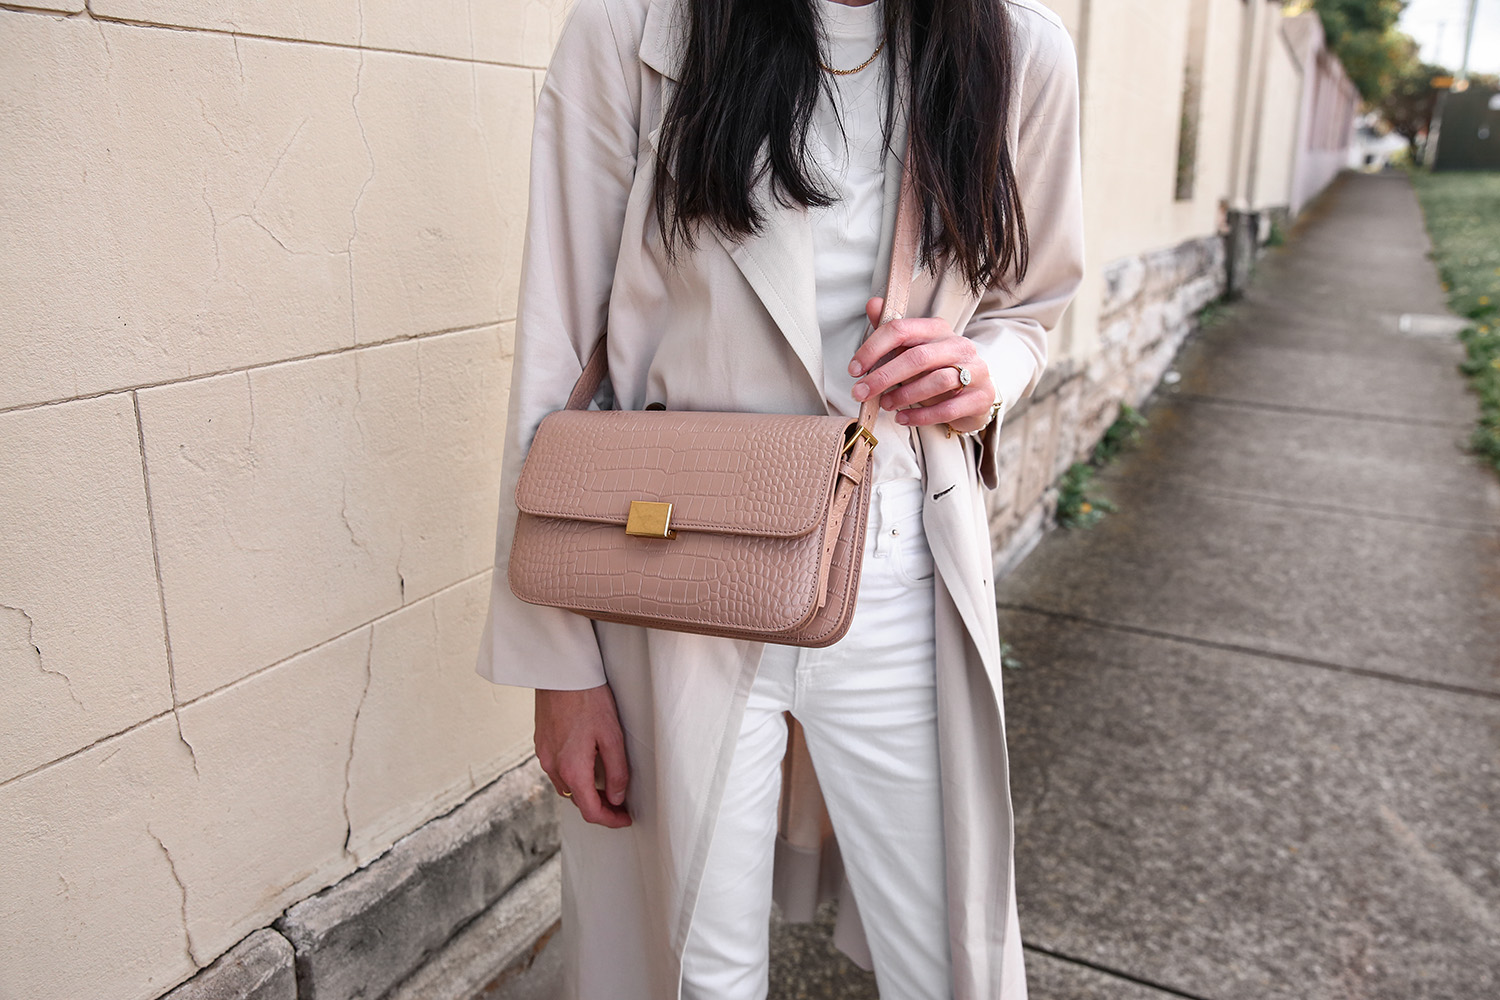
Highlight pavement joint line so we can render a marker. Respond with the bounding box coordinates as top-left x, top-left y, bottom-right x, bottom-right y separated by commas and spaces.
1020, 943, 1217, 1000
1193, 333, 1462, 367
998, 604, 1500, 703
1153, 480, 1500, 536
1171, 392, 1472, 430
